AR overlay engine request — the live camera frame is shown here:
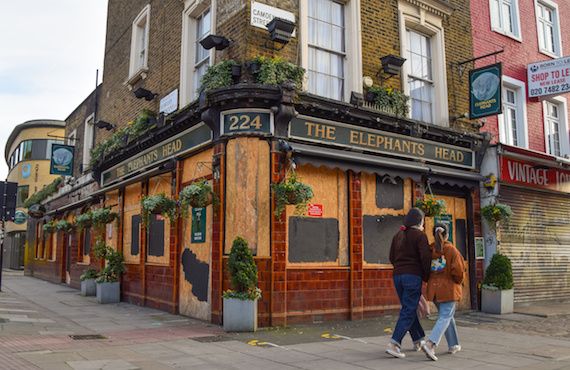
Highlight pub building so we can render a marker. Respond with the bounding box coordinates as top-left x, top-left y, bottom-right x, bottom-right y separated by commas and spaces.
481, 144, 570, 304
